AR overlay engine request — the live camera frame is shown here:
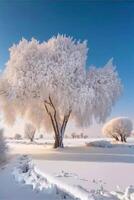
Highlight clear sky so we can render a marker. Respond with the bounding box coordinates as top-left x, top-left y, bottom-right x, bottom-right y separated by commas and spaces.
0, 0, 134, 121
